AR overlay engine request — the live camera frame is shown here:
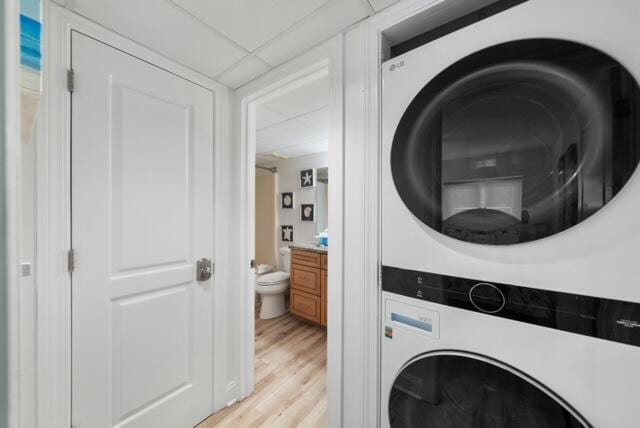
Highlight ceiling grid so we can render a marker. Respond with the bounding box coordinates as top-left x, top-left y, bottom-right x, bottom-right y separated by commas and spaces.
57, 0, 398, 88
